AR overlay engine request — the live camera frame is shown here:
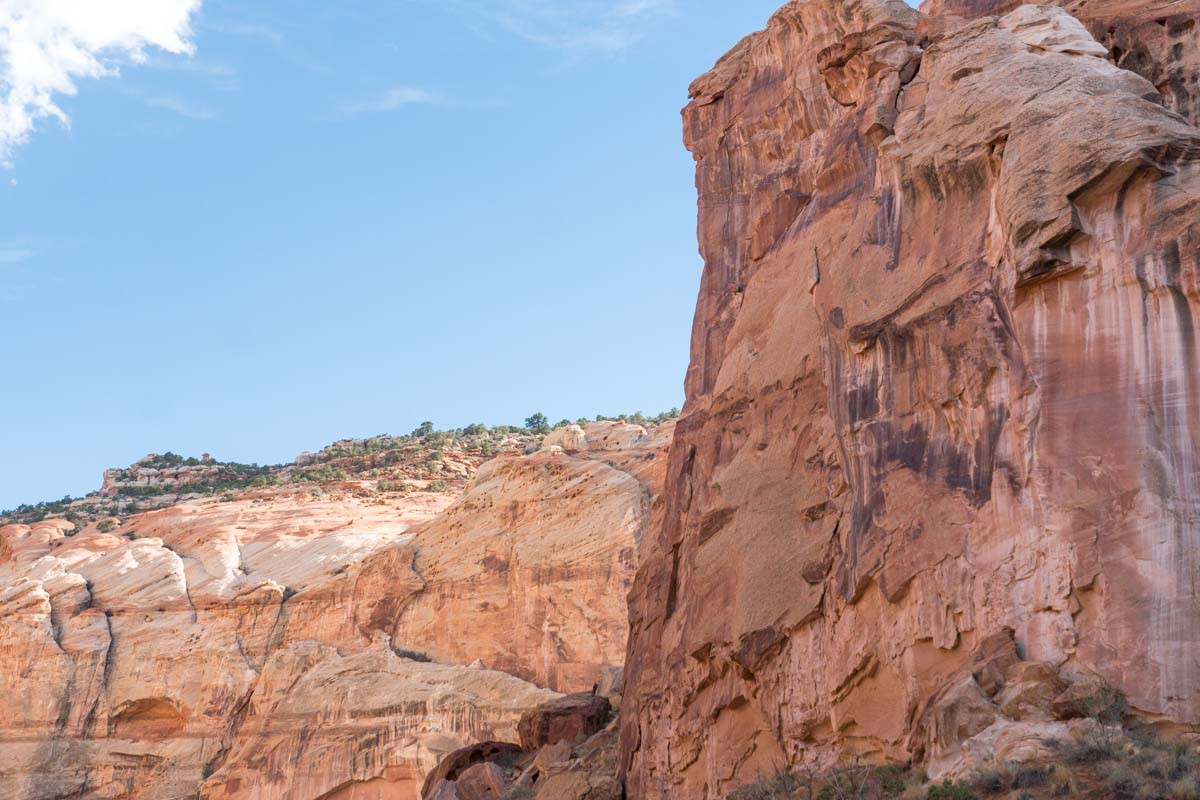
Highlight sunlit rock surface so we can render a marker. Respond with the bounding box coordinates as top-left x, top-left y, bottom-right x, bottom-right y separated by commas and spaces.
620, 0, 1200, 796
0, 422, 668, 800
